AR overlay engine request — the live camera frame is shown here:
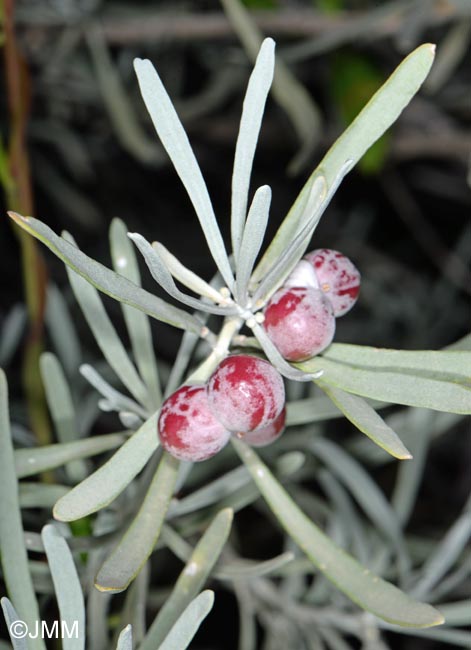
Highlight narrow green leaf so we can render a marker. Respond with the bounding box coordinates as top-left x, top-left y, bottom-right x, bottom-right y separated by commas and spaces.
310, 439, 409, 574
80, 364, 148, 419
235, 185, 271, 305
157, 591, 215, 650
323, 343, 471, 383
53, 412, 158, 522
317, 382, 411, 459
140, 509, 232, 650
45, 285, 81, 378
19, 483, 69, 509
253, 43, 436, 281
41, 525, 85, 650
299, 356, 471, 414
40, 352, 87, 481
232, 437, 444, 628
110, 218, 162, 409
15, 433, 125, 479
133, 59, 234, 290
434, 600, 471, 626
95, 452, 179, 593
116, 625, 133, 650
231, 37, 275, 260
7, 212, 202, 335
128, 233, 235, 316
216, 551, 294, 580
411, 507, 471, 599
0, 305, 26, 367
152, 242, 225, 305
64, 237, 150, 408
0, 371, 45, 650
1, 598, 29, 650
